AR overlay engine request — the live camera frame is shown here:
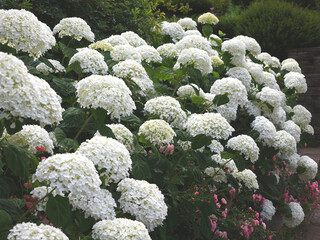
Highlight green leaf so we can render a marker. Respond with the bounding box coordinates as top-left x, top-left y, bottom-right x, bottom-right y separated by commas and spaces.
212, 71, 220, 79
61, 107, 86, 128
284, 203, 292, 218
175, 130, 191, 141
222, 51, 233, 66
0, 176, 18, 198
54, 128, 78, 149
213, 94, 229, 106
218, 30, 225, 37
59, 42, 77, 58
202, 24, 213, 38
39, 56, 54, 69
191, 96, 206, 104
0, 43, 16, 54
297, 165, 306, 174
233, 153, 246, 171
54, 127, 67, 143
74, 210, 95, 233
191, 134, 212, 150
289, 173, 299, 185
47, 195, 72, 228
154, 66, 175, 80
97, 124, 116, 139
120, 115, 142, 124
0, 120, 4, 138
0, 199, 24, 221
3, 144, 29, 180
0, 209, 12, 239
131, 155, 151, 180
52, 78, 76, 95
66, 61, 82, 75
3, 119, 23, 135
